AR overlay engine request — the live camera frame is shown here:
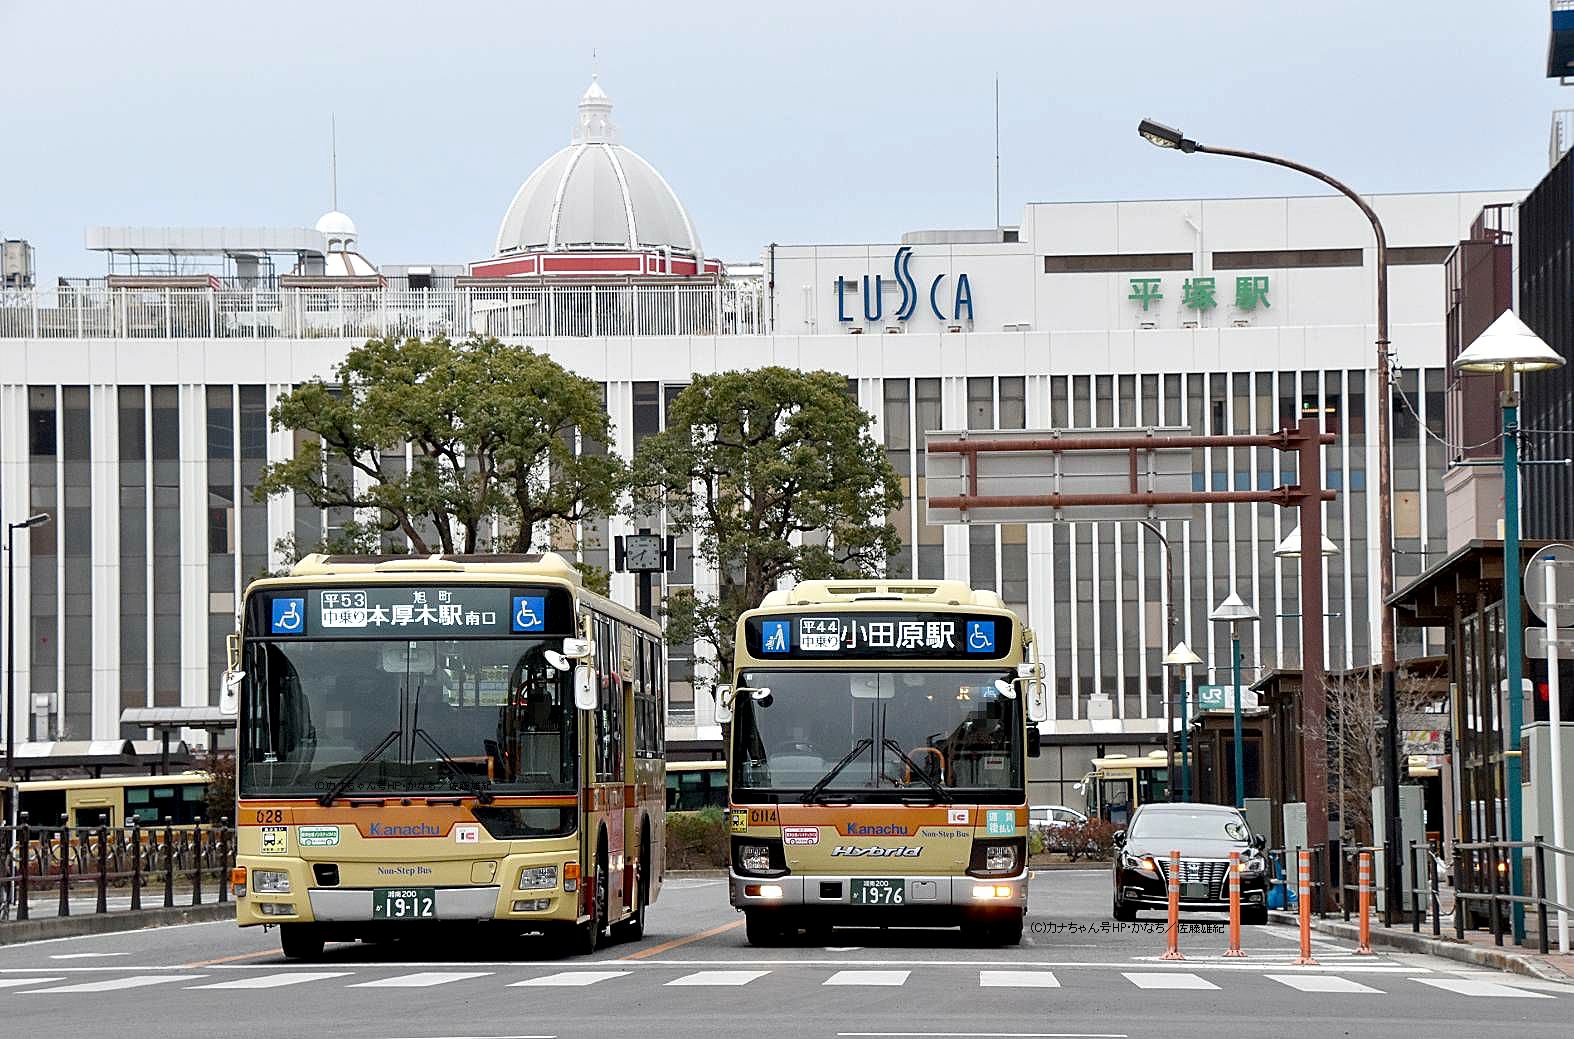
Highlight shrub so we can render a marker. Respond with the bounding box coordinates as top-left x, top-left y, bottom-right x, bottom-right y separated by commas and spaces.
666, 806, 728, 869
1059, 817, 1121, 862
1028, 827, 1047, 858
